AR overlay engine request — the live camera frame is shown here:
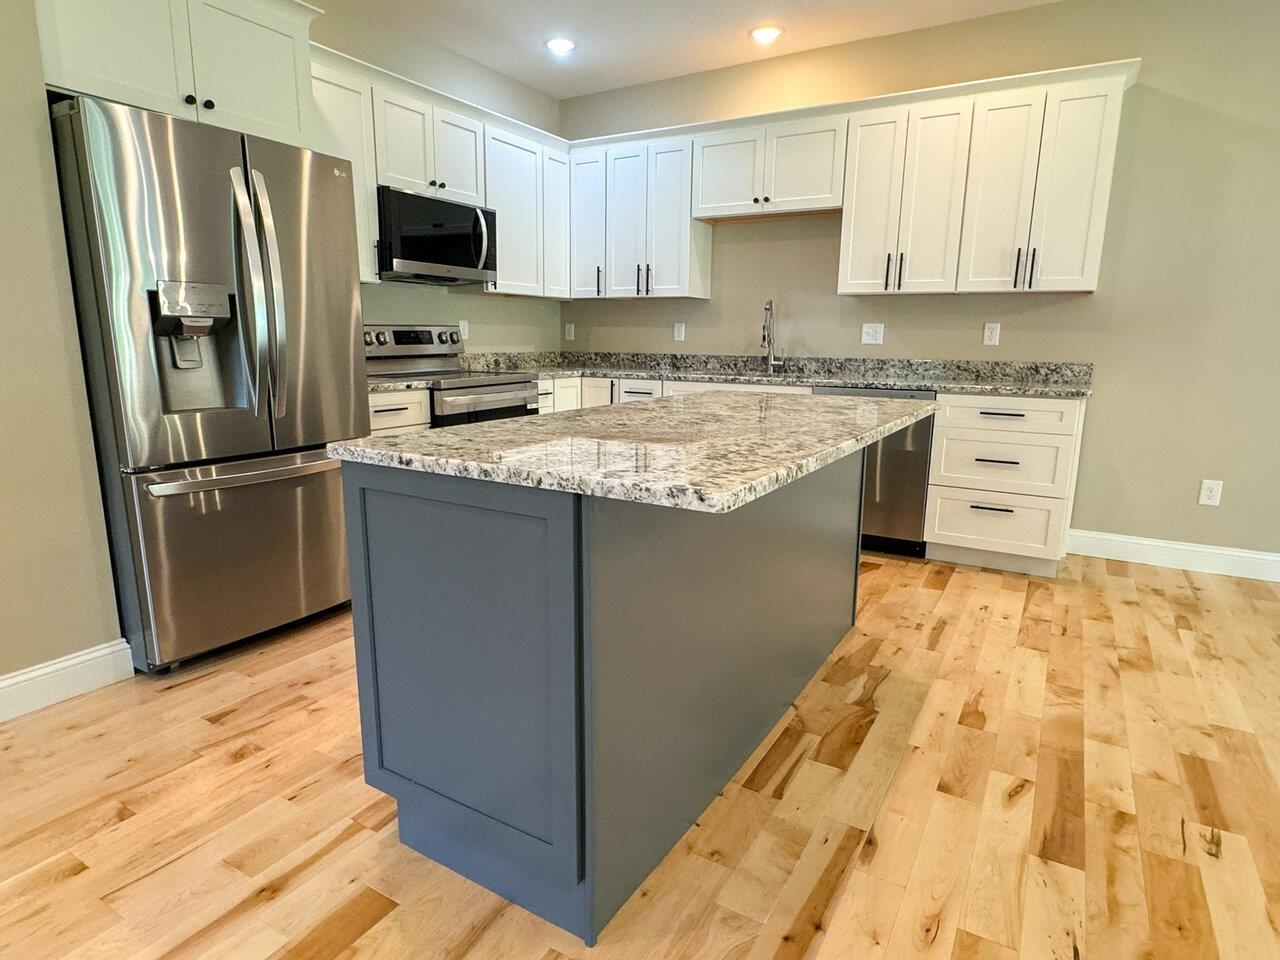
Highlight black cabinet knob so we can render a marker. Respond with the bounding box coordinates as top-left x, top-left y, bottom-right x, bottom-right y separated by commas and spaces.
429, 180, 437, 186
202, 99, 215, 110
438, 182, 446, 189
752, 197, 760, 203
763, 196, 770, 202
183, 94, 197, 105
